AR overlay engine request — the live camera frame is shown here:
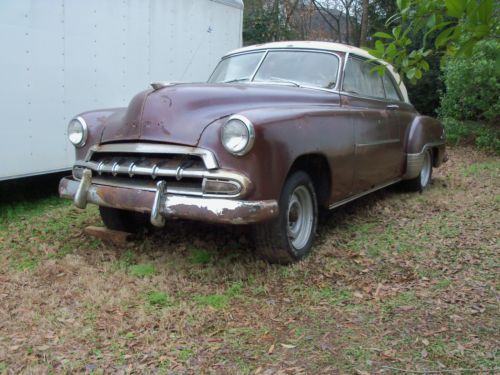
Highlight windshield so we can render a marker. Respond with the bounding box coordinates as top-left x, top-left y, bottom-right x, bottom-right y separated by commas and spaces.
208, 50, 340, 89
209, 52, 265, 83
